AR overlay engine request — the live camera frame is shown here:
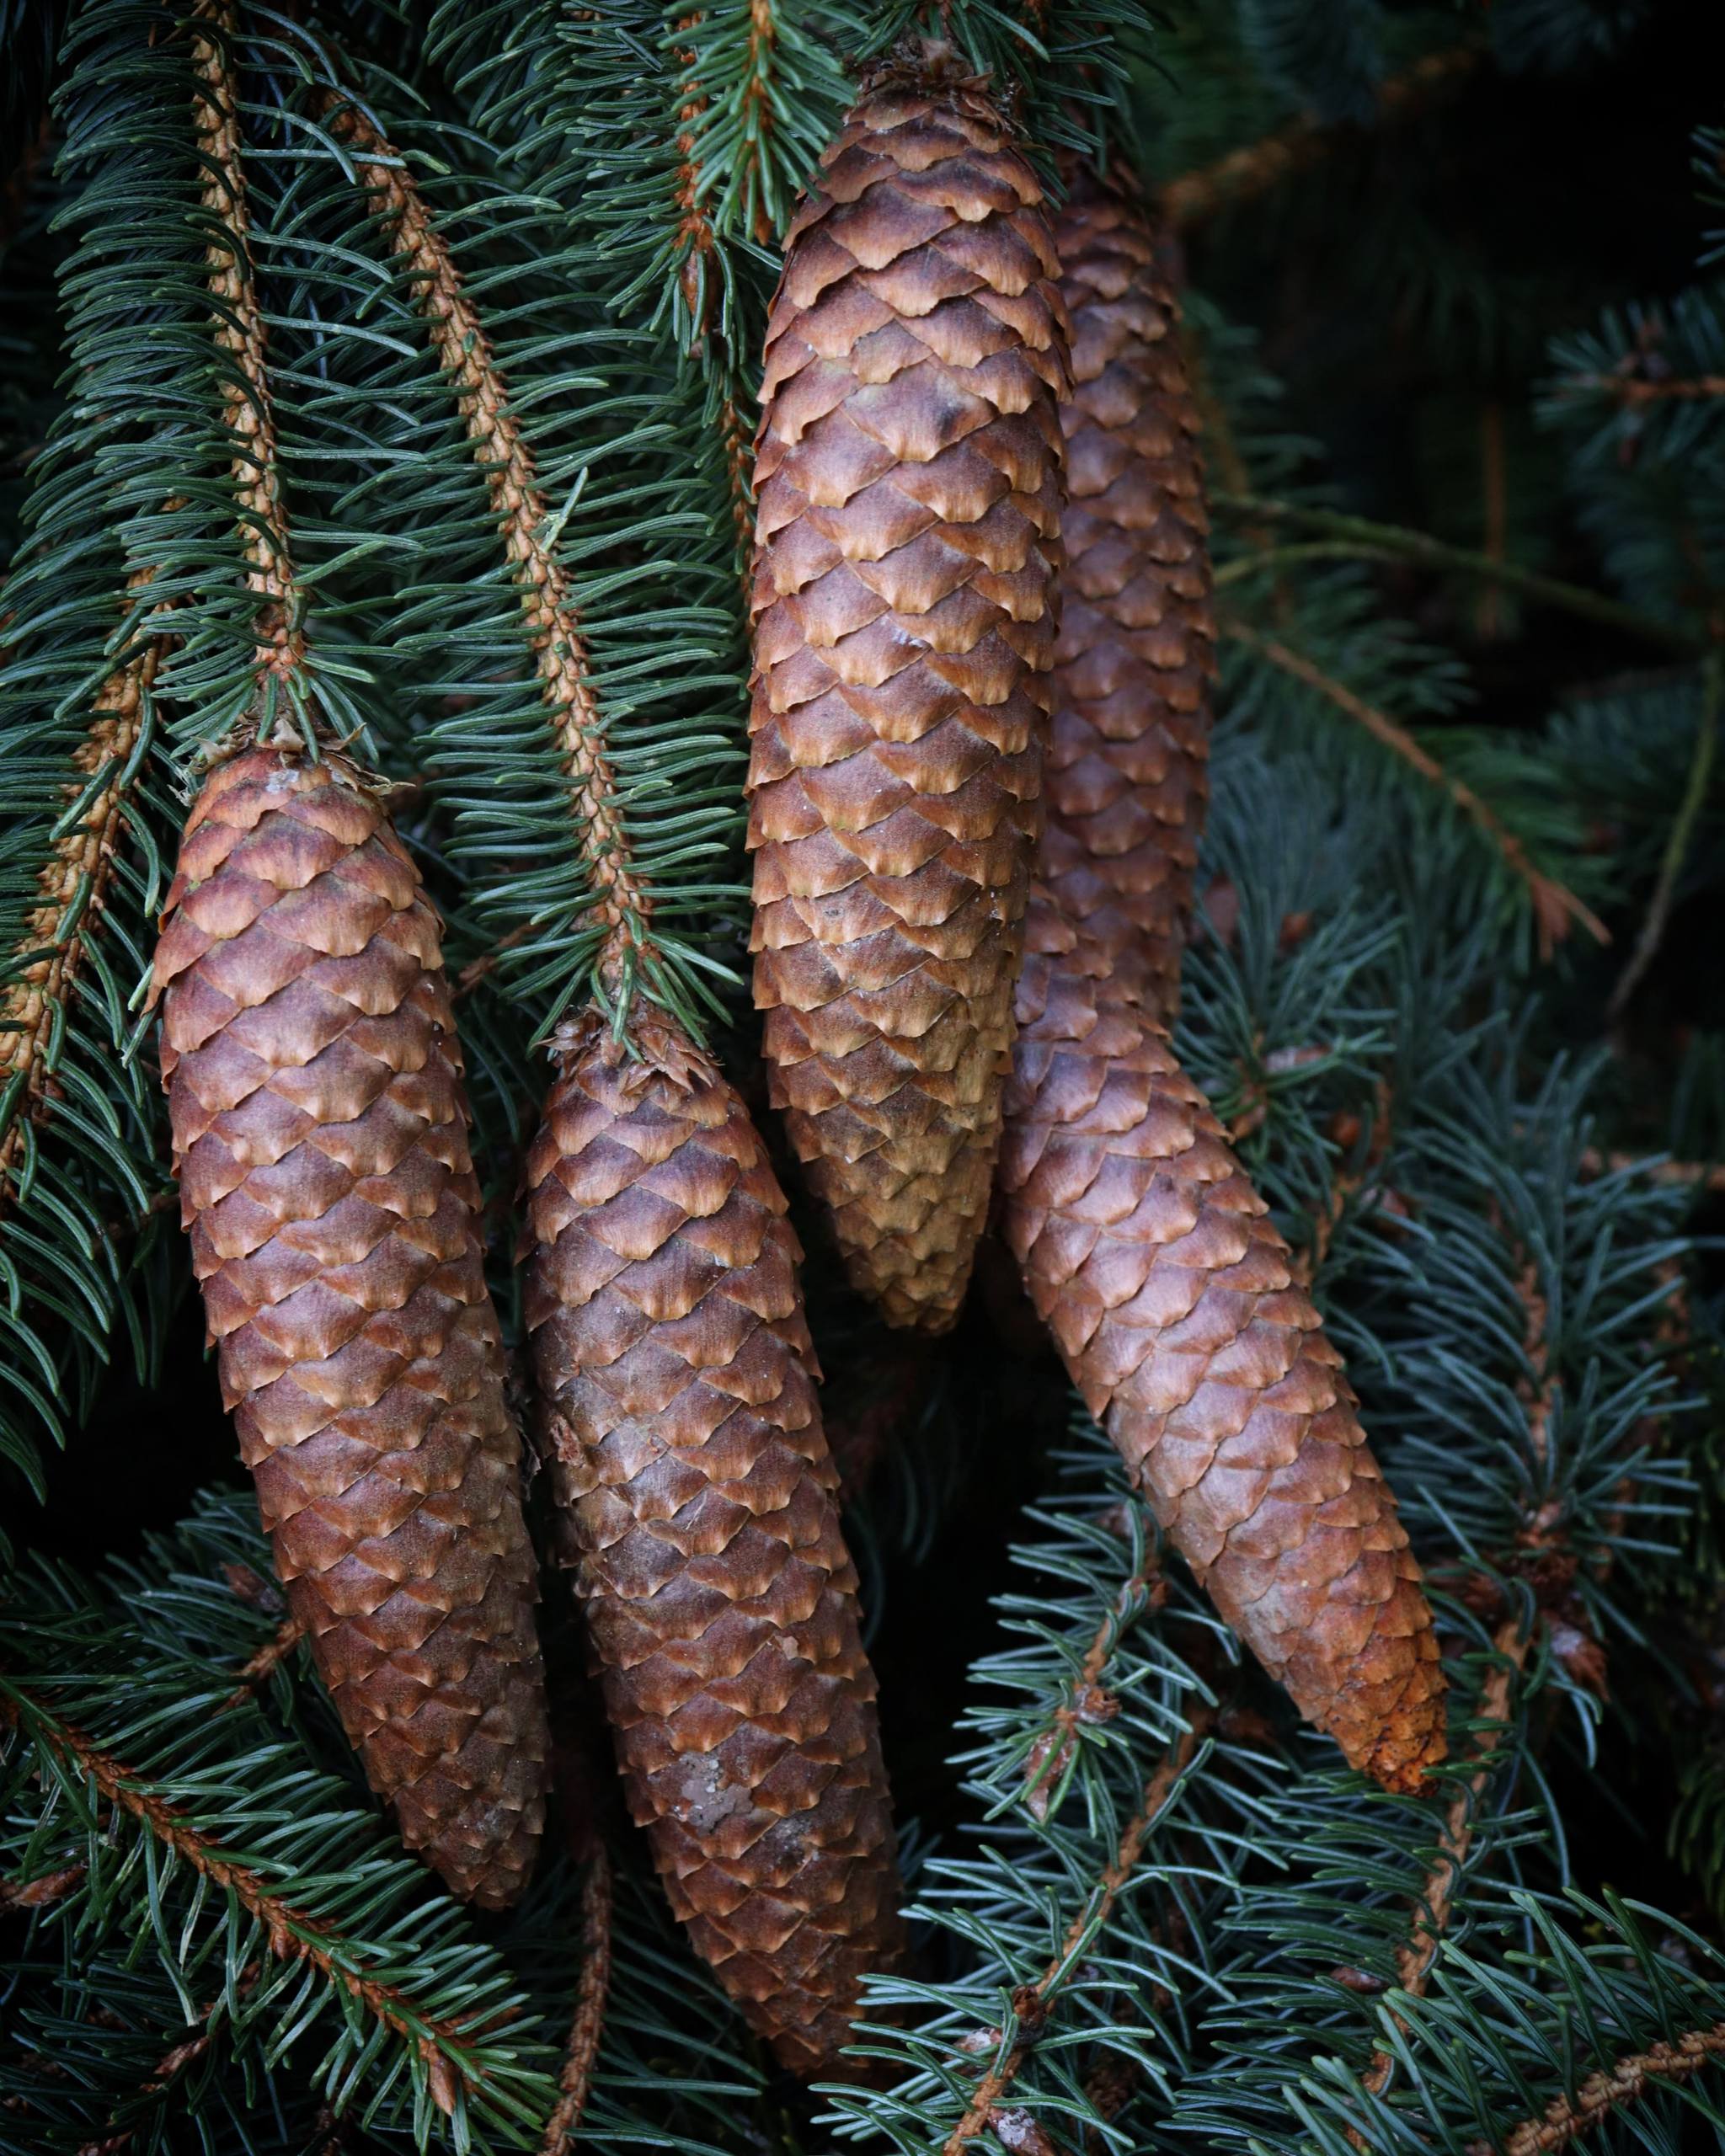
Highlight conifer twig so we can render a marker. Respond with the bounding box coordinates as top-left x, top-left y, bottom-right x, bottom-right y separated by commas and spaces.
1570, 372, 1725, 406
538, 1850, 611, 2156
1466, 2023, 1725, 2156
942, 1711, 1212, 2153
1578, 1149, 1725, 1195
1221, 616, 1606, 953
191, 0, 302, 679
1358, 1615, 1532, 2108
1212, 494, 1701, 655
1021, 1543, 1165, 1822
1157, 45, 1482, 231
323, 93, 649, 993
222, 1617, 306, 1709
0, 597, 165, 1200
1606, 649, 1719, 1022
0, 1690, 483, 2116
